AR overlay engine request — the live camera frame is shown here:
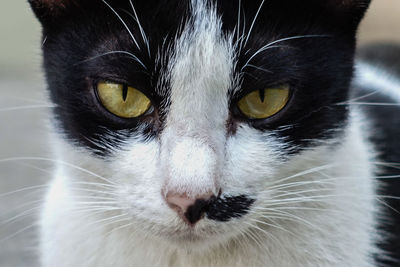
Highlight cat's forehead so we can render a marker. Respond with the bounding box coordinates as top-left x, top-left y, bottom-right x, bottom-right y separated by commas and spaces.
31, 0, 370, 156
